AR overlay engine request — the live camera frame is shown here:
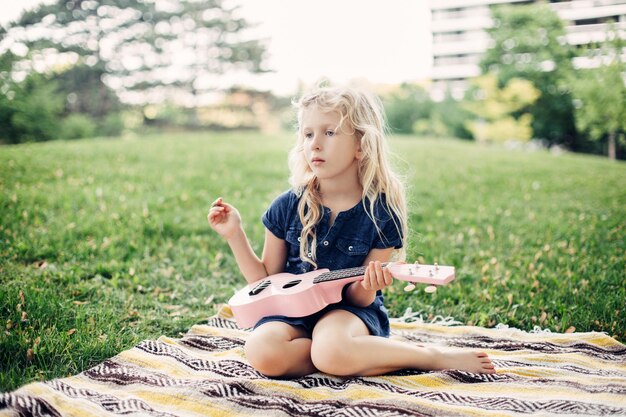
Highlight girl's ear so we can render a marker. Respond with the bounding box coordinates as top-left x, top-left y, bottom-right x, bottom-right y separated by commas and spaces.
355, 138, 365, 159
